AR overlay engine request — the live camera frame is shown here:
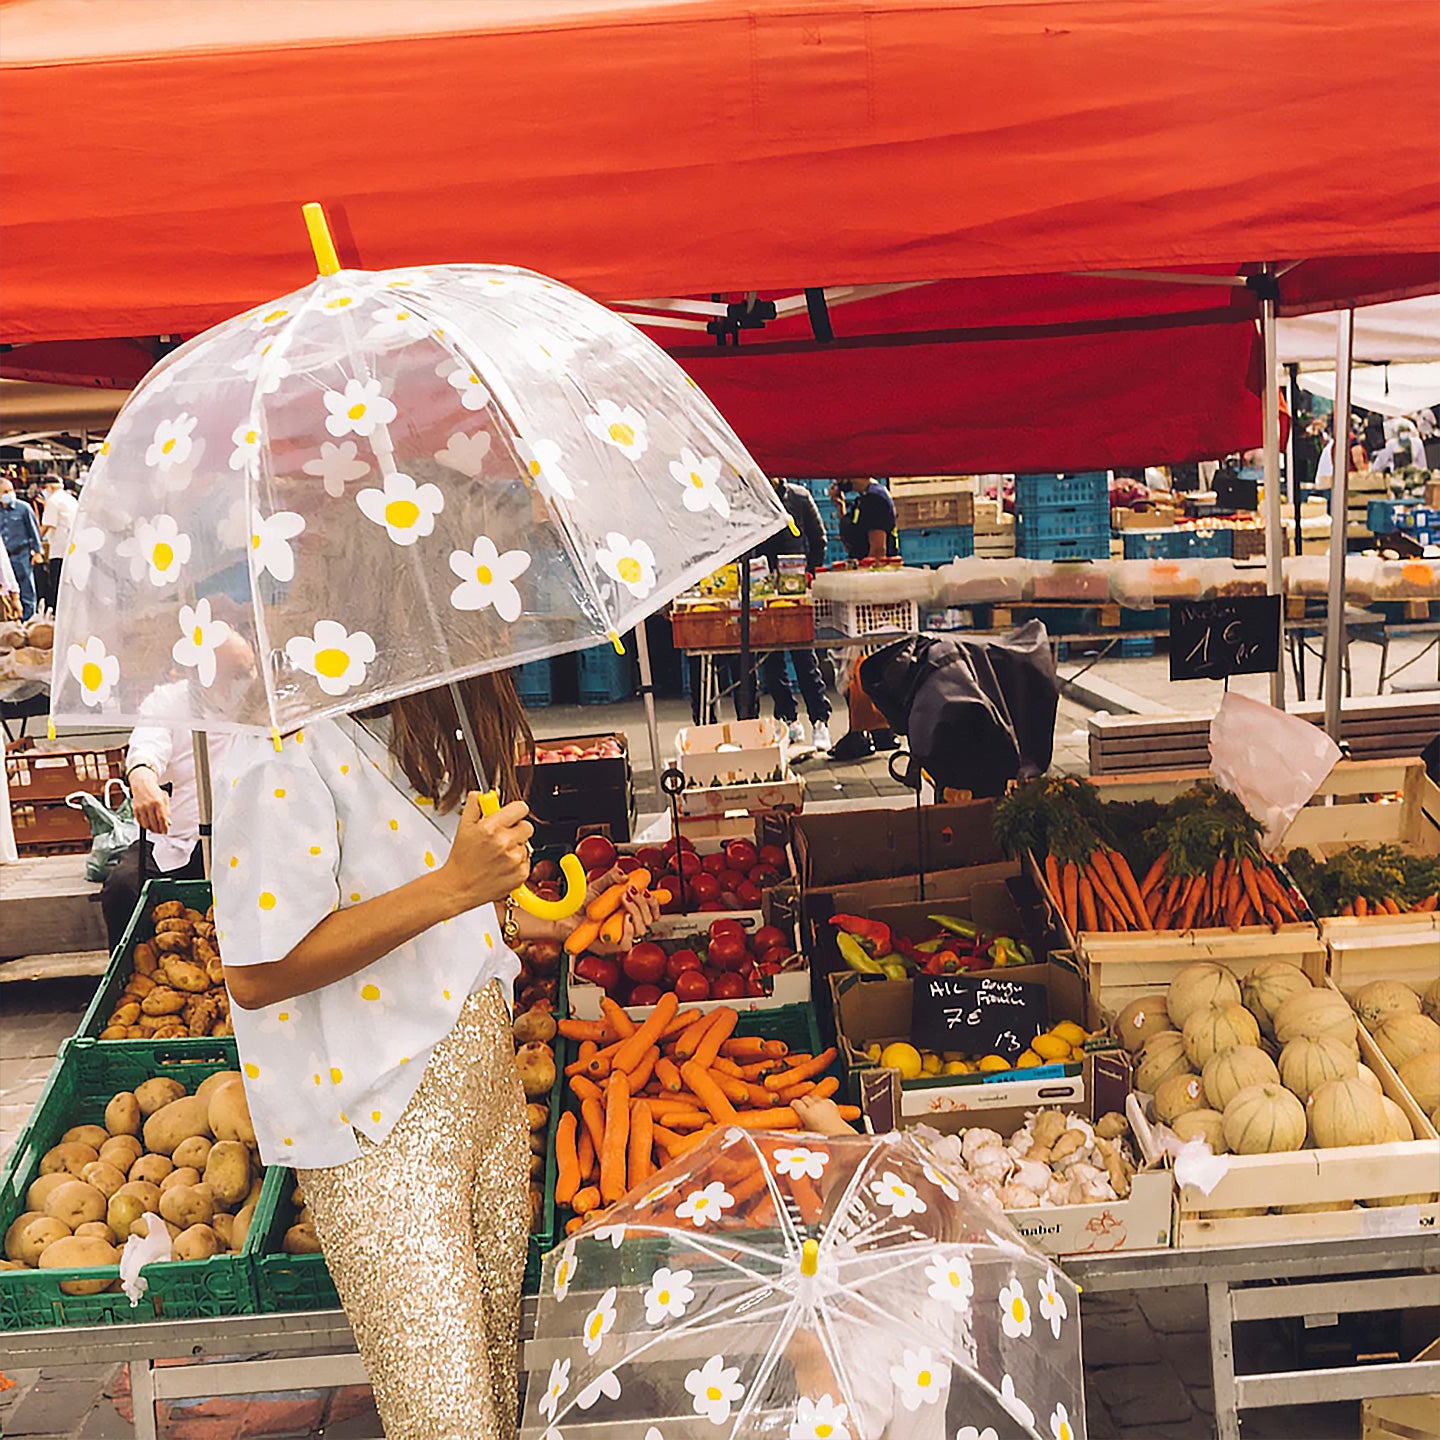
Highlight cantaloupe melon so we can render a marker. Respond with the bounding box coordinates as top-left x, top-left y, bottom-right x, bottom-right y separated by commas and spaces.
1277, 1201, 1353, 1214
1183, 1003, 1261, 1069
1380, 1096, 1415, 1143
1134, 1031, 1193, 1094
1167, 963, 1242, 1028
1114, 995, 1173, 1053
1273, 989, 1358, 1049
1307, 1076, 1391, 1149
1170, 1108, 1227, 1153
1202, 1045, 1279, 1111
1277, 1034, 1359, 1102
1372, 1013, 1440, 1072
1153, 1072, 1207, 1125
1222, 1084, 1307, 1154
1397, 1051, 1440, 1114
1357, 1065, 1383, 1095
1350, 980, 1421, 1030
1242, 961, 1313, 1039
1423, 978, 1440, 1024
